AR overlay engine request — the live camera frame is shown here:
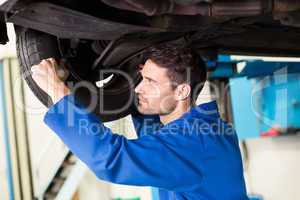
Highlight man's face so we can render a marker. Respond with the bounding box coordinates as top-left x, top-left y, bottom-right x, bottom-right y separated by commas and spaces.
134, 59, 177, 115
